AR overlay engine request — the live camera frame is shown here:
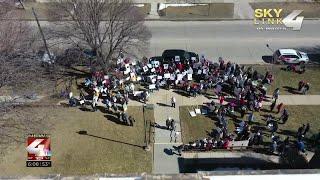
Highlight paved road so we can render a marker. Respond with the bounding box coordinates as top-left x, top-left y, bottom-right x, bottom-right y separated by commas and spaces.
146, 20, 320, 64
